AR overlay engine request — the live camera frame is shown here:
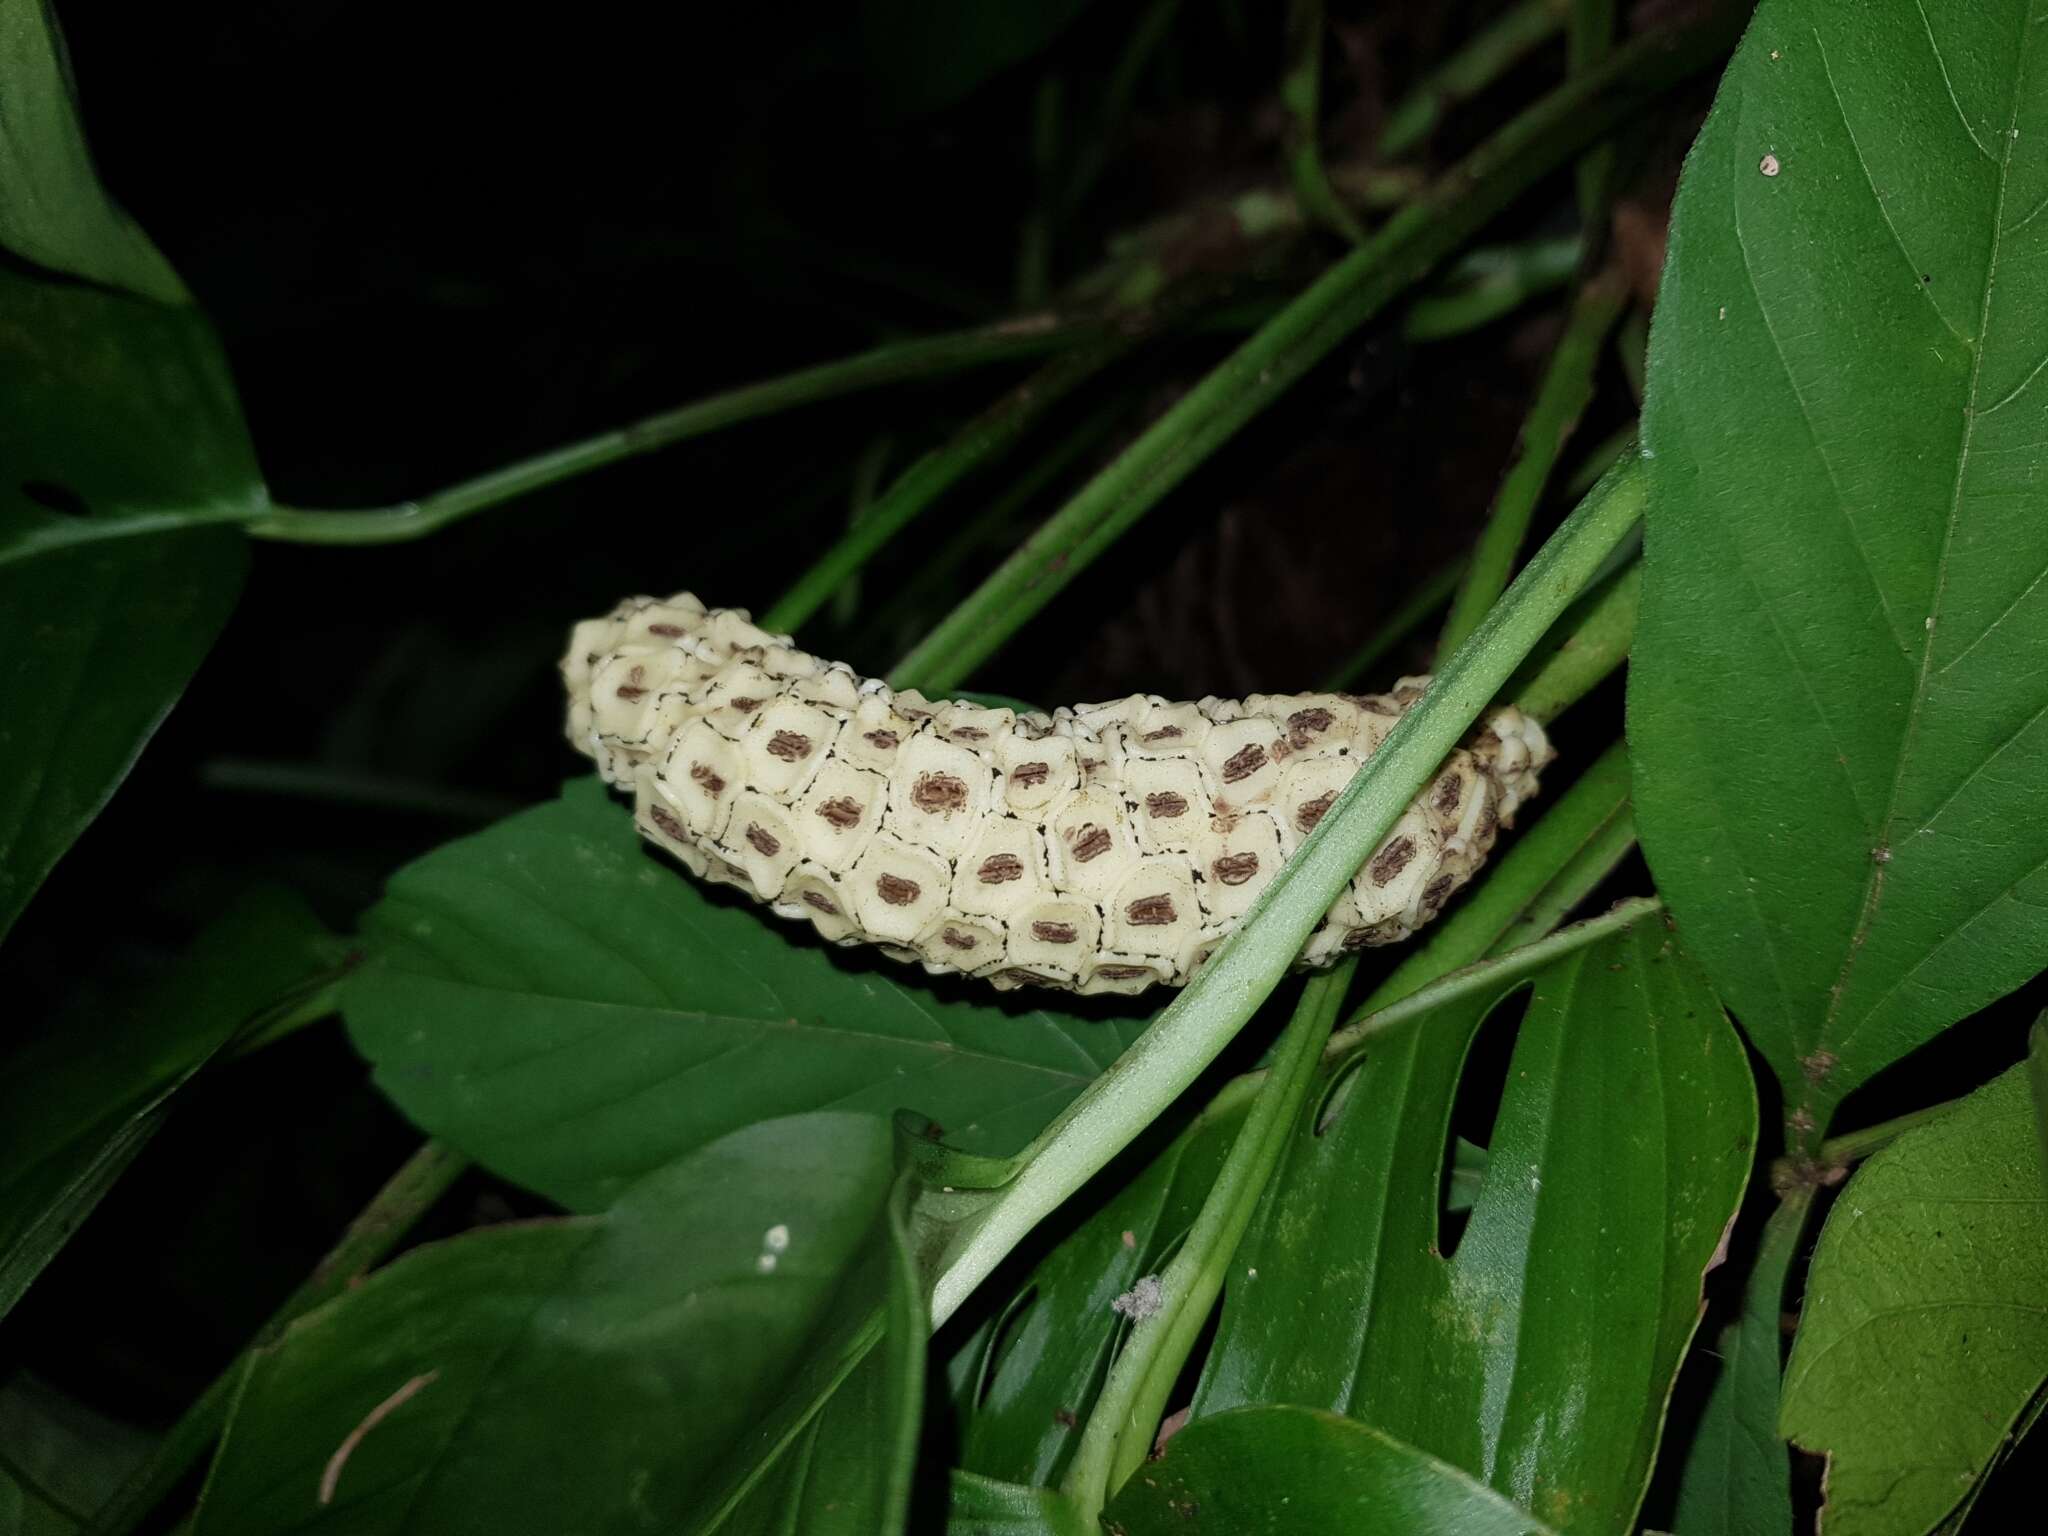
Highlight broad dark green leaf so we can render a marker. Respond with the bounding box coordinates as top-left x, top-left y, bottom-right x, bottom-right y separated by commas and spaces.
1193, 918, 1756, 1535
0, 885, 346, 1316
1102, 1407, 1563, 1536
195, 1113, 904, 1536
0, 530, 247, 942
0, 2, 182, 302
862, 0, 1095, 116
345, 779, 1150, 1212
0, 4, 261, 939
1666, 1193, 1806, 1536
0, 1373, 154, 1536
1781, 1064, 2048, 1536
1630, 0, 2048, 1134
